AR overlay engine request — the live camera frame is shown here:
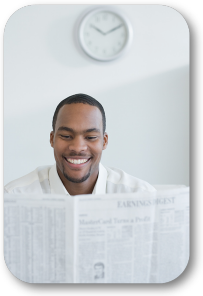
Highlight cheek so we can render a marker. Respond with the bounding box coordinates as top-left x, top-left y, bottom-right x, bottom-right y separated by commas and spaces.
90, 142, 103, 156
54, 140, 67, 155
